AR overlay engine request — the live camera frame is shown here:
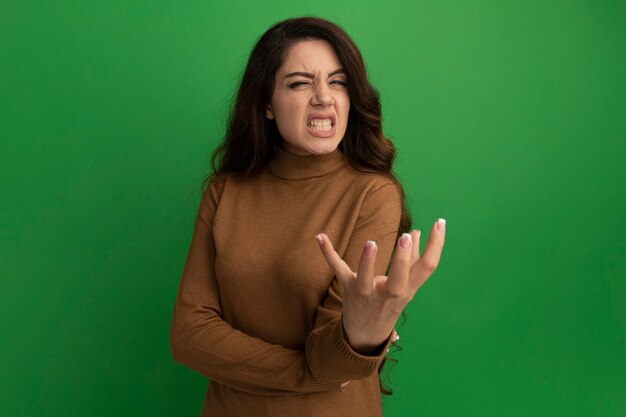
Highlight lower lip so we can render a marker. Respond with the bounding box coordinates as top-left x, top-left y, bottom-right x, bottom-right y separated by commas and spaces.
306, 123, 336, 138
